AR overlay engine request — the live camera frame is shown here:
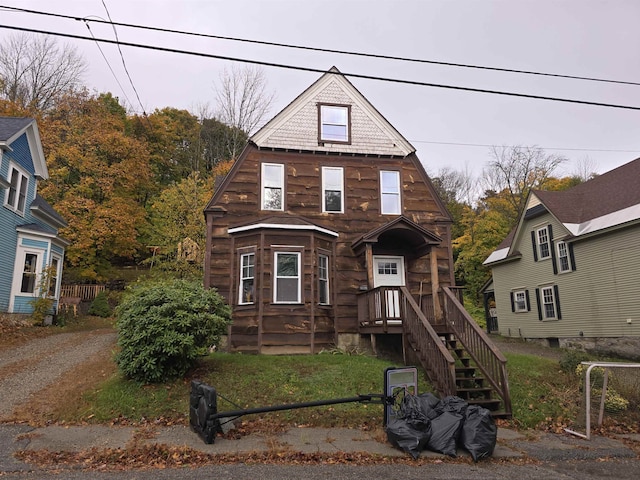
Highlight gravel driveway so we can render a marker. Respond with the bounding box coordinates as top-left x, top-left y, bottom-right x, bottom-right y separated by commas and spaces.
0, 330, 117, 419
